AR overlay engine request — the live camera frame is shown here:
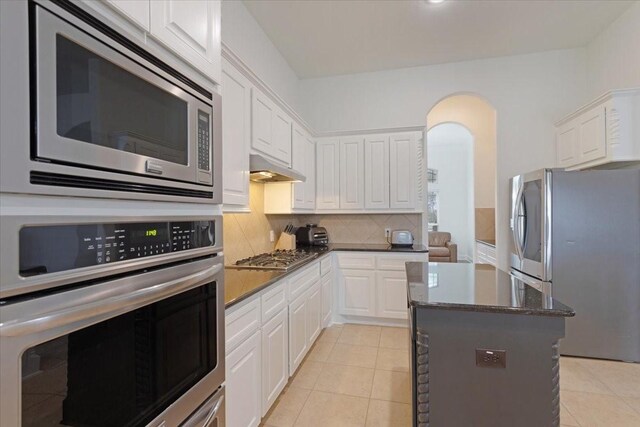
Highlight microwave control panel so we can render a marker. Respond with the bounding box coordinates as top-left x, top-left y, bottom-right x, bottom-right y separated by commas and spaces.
197, 111, 210, 172
19, 221, 215, 277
